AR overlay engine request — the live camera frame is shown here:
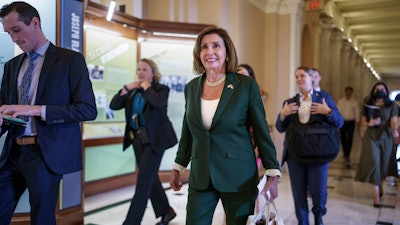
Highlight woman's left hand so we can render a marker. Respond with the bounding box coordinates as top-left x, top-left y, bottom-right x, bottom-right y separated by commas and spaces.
311, 98, 331, 115
140, 80, 151, 90
169, 169, 183, 191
